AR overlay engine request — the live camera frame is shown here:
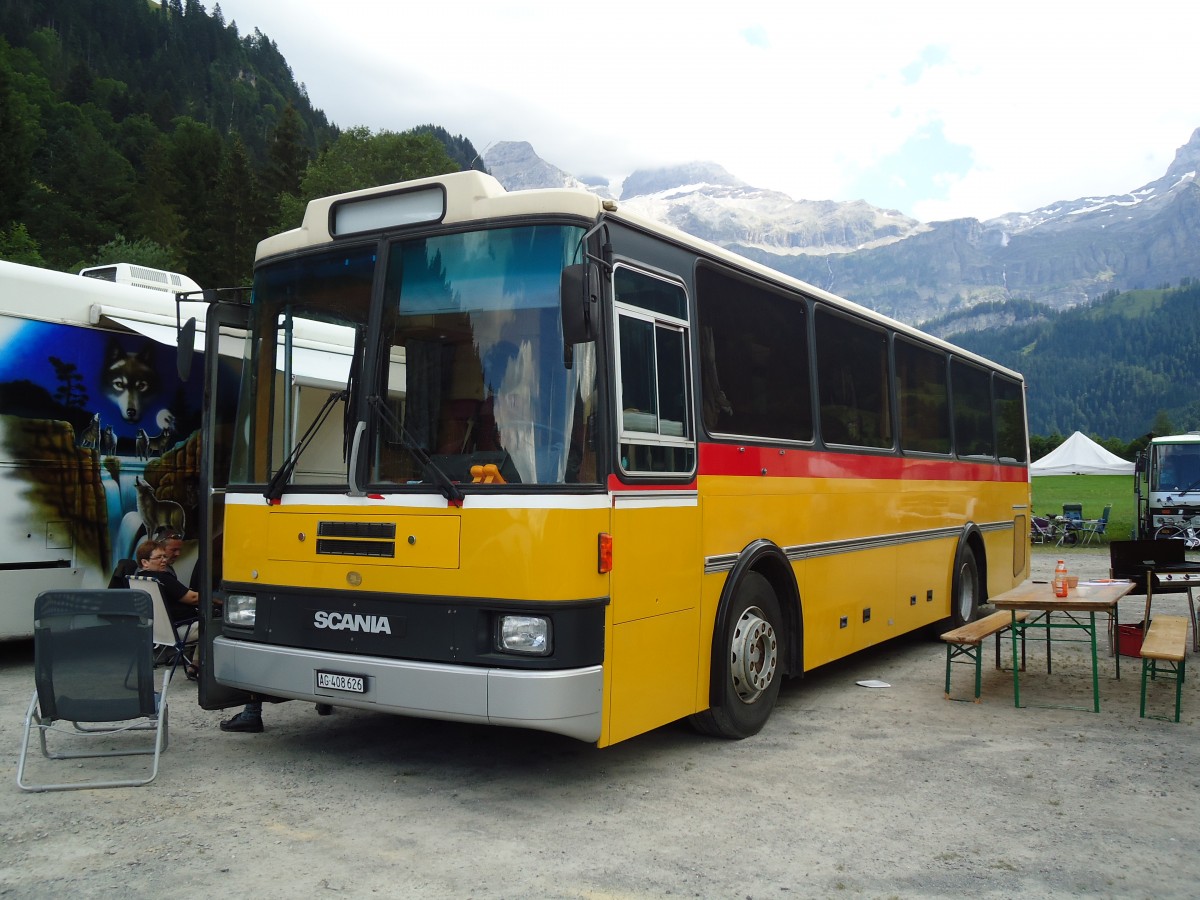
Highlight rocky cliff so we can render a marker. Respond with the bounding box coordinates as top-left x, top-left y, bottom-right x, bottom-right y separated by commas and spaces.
483, 129, 1200, 325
